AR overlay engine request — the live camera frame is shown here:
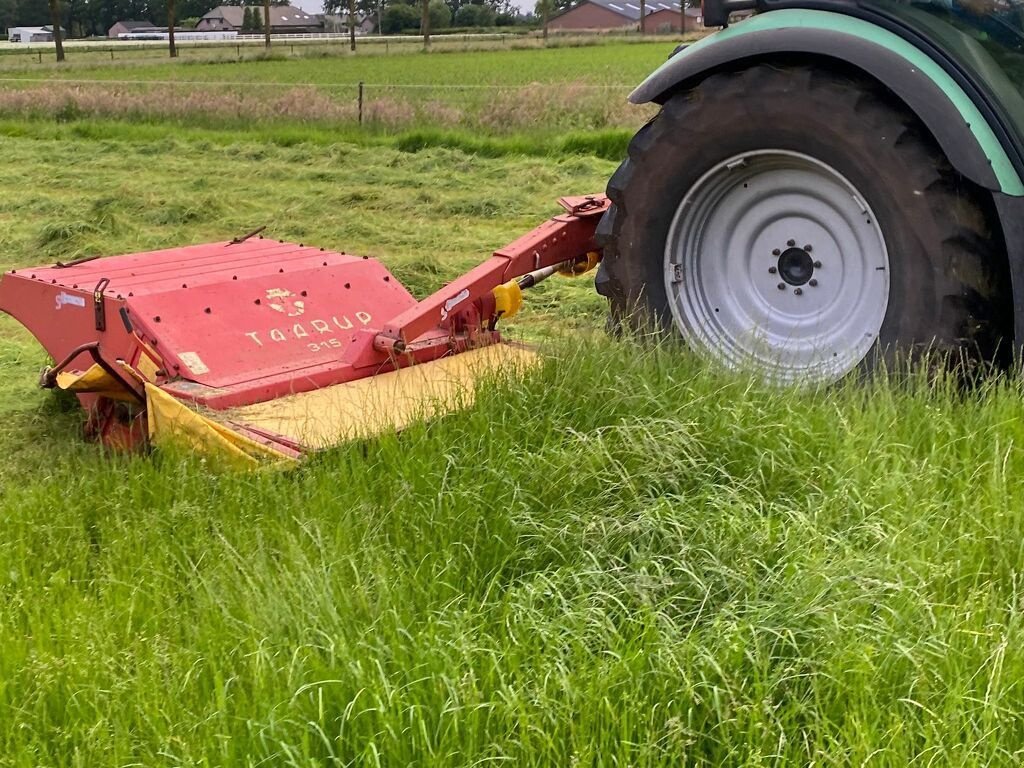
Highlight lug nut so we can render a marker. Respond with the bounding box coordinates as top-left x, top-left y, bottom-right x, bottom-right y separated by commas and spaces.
777, 282, 786, 290
772, 248, 781, 256
768, 266, 777, 274
809, 278, 818, 287
813, 260, 822, 268
804, 244, 813, 252
787, 239, 796, 247
794, 287, 803, 295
